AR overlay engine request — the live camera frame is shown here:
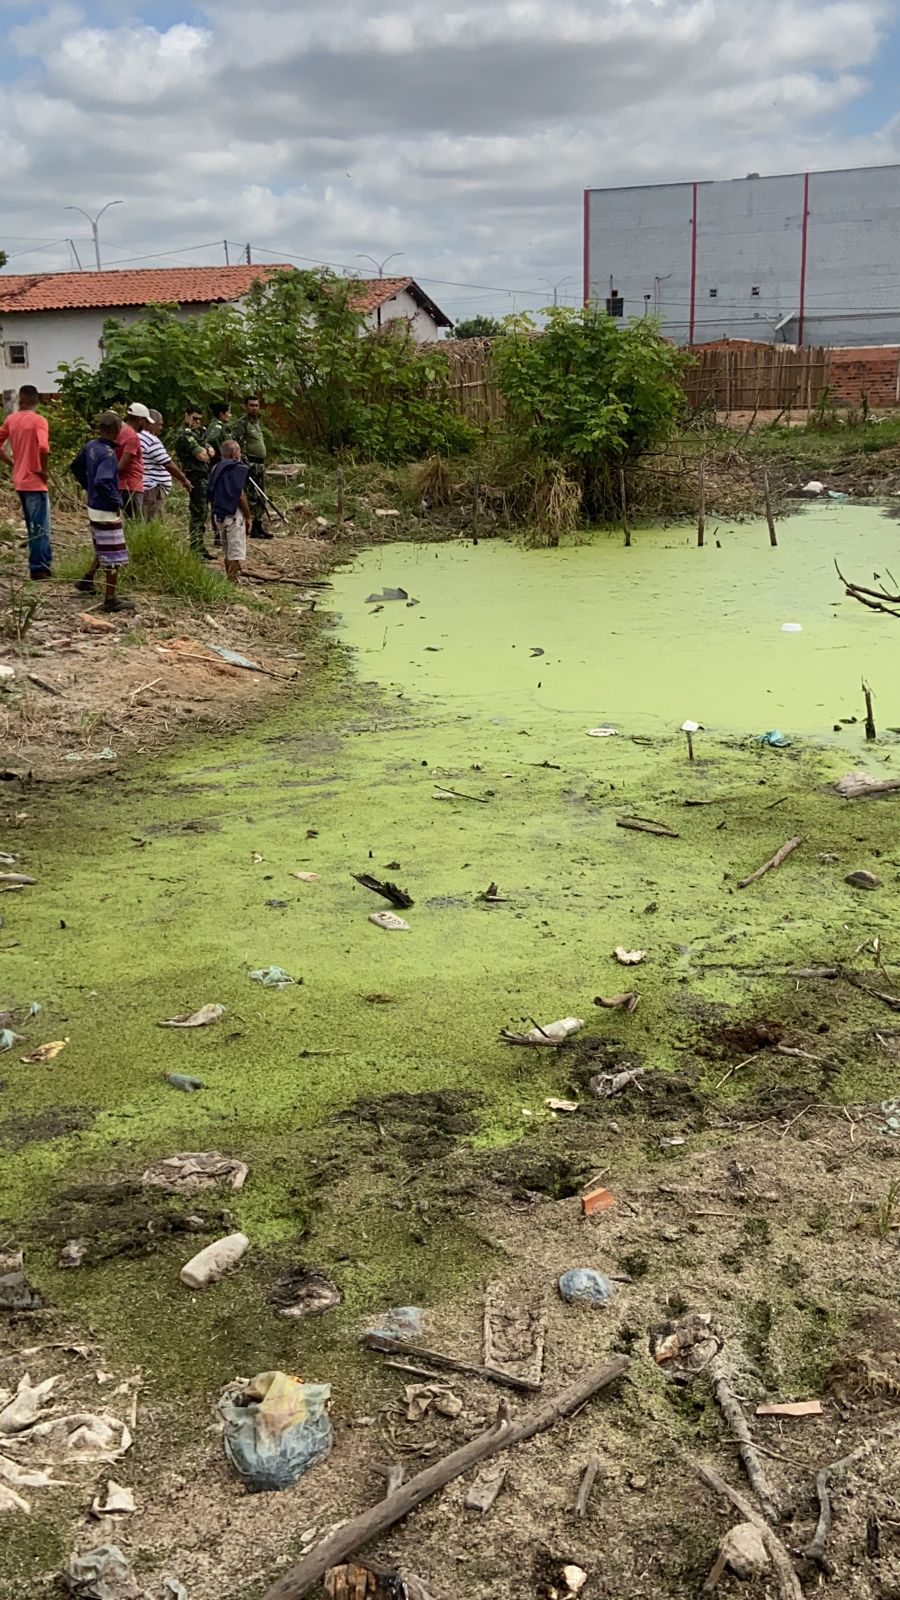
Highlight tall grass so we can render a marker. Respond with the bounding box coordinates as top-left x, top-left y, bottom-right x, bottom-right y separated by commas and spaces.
58, 519, 234, 605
